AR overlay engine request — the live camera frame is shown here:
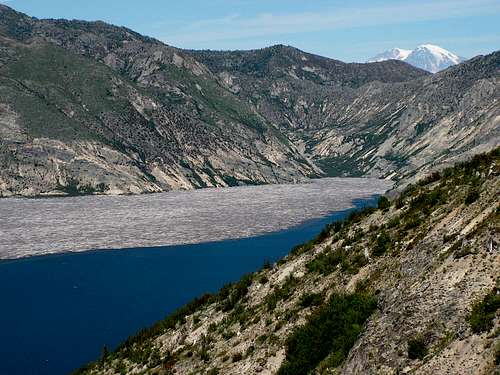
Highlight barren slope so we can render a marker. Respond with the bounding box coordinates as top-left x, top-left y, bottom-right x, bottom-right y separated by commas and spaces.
76, 150, 499, 375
